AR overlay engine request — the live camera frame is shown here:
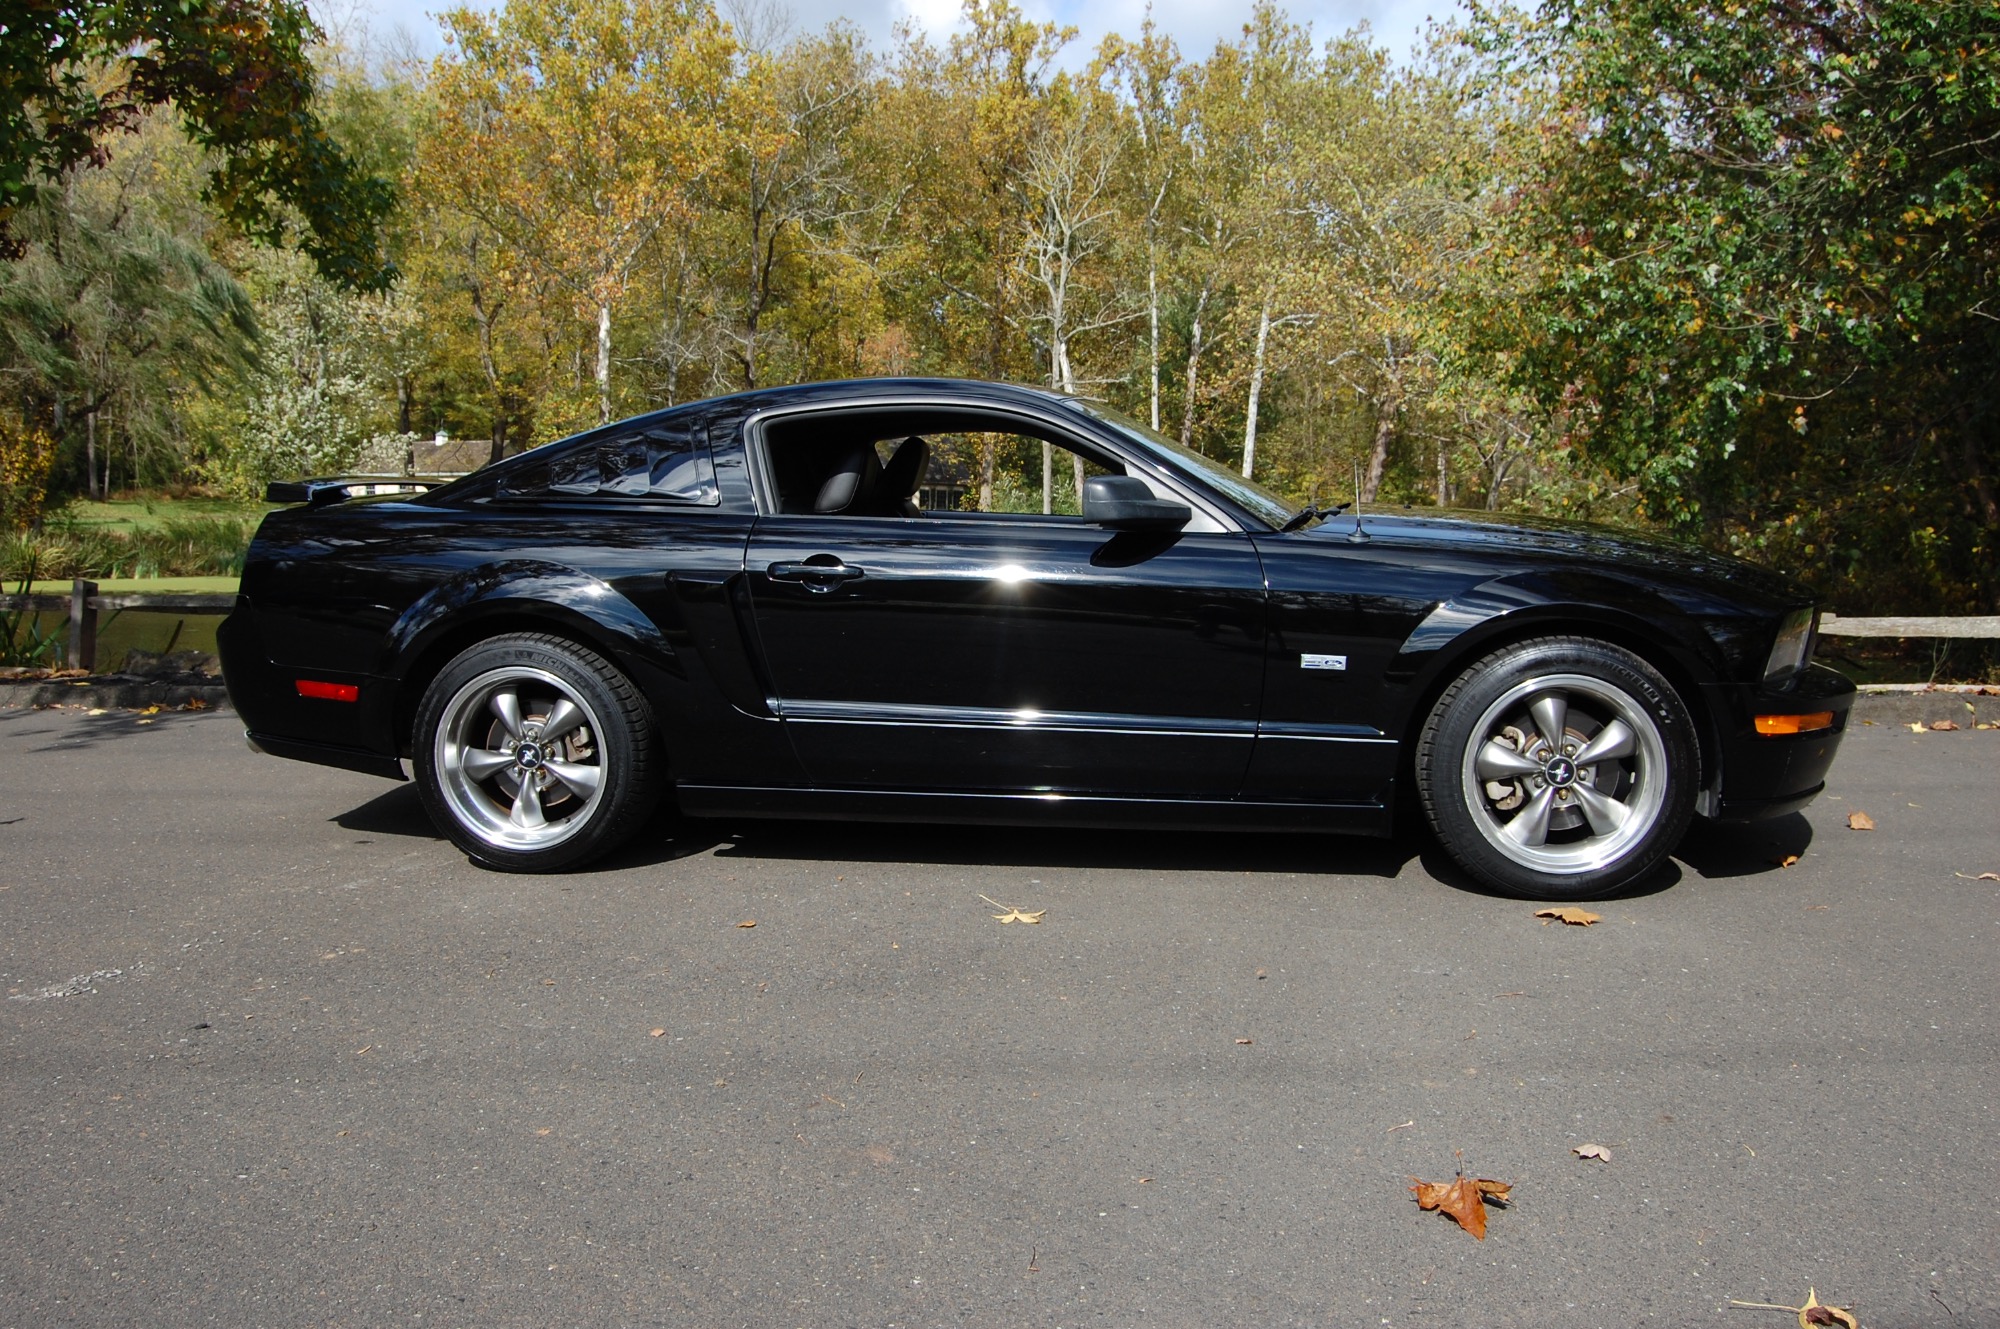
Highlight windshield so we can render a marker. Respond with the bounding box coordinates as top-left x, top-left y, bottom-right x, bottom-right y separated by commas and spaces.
1064, 398, 1292, 530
